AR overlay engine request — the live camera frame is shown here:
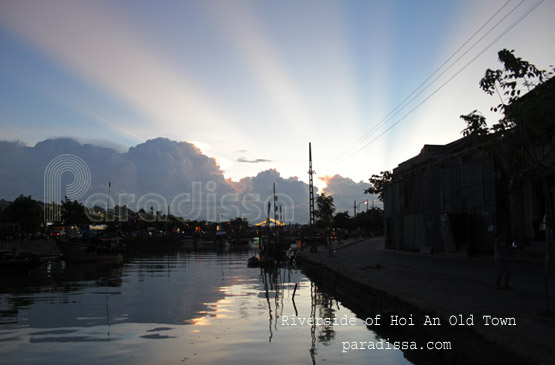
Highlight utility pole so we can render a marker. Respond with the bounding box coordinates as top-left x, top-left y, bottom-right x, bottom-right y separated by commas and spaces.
354, 200, 357, 218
